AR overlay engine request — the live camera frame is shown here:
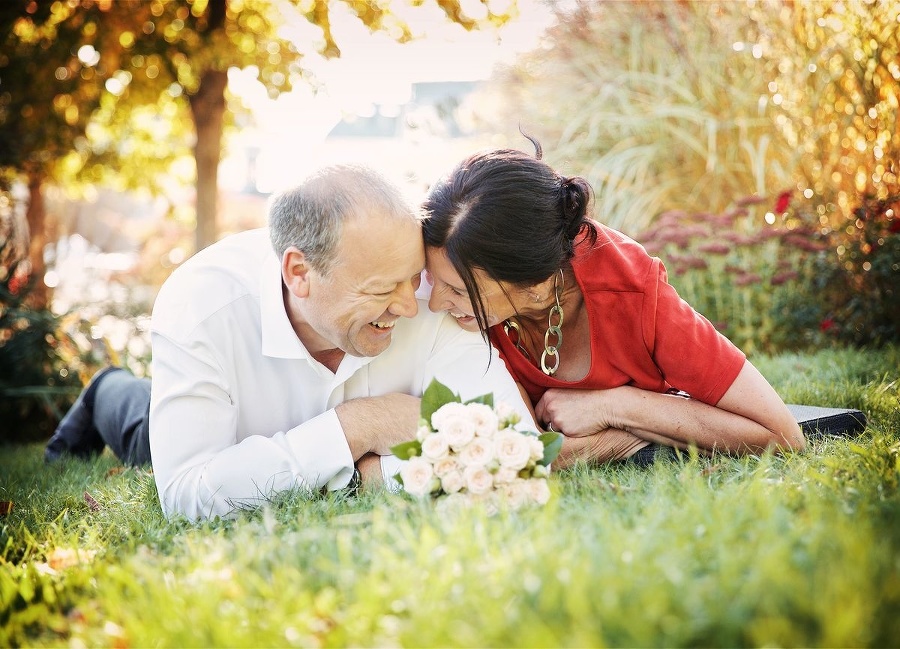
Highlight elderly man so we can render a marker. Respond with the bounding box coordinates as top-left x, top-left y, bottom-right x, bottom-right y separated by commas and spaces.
45, 165, 533, 521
